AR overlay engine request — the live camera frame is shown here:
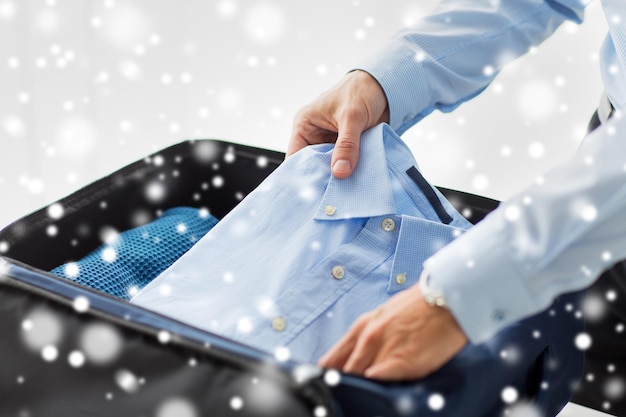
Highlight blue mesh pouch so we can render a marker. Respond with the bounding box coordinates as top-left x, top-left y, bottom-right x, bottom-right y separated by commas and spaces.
50, 207, 218, 300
